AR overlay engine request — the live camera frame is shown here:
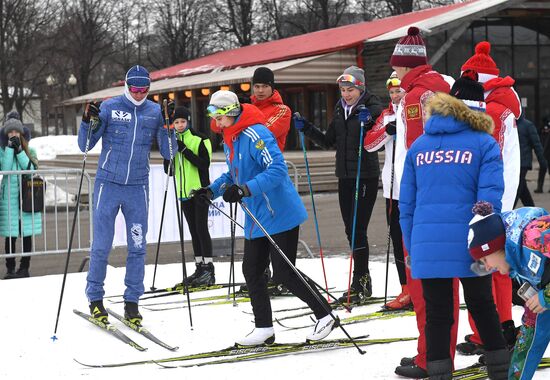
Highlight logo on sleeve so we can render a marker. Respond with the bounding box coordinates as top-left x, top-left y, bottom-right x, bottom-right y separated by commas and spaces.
527, 252, 541, 274
406, 104, 421, 120
255, 139, 265, 150
111, 110, 132, 123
